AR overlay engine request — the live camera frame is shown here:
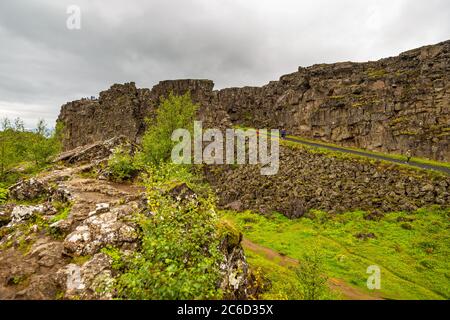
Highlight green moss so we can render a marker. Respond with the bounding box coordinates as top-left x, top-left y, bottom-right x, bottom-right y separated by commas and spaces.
9, 274, 29, 286
367, 68, 387, 79
389, 116, 408, 126
71, 255, 92, 266
217, 219, 242, 249
399, 131, 418, 136
330, 95, 346, 100
50, 201, 73, 223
